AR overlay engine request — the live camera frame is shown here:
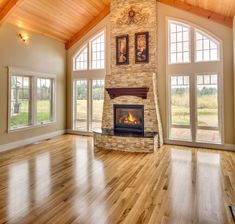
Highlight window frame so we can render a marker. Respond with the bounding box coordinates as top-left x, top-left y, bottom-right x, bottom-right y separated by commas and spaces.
168, 19, 191, 65
194, 29, 220, 63
8, 66, 56, 132
90, 31, 105, 70
74, 45, 88, 71
73, 30, 105, 72
71, 28, 106, 134
166, 18, 224, 146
